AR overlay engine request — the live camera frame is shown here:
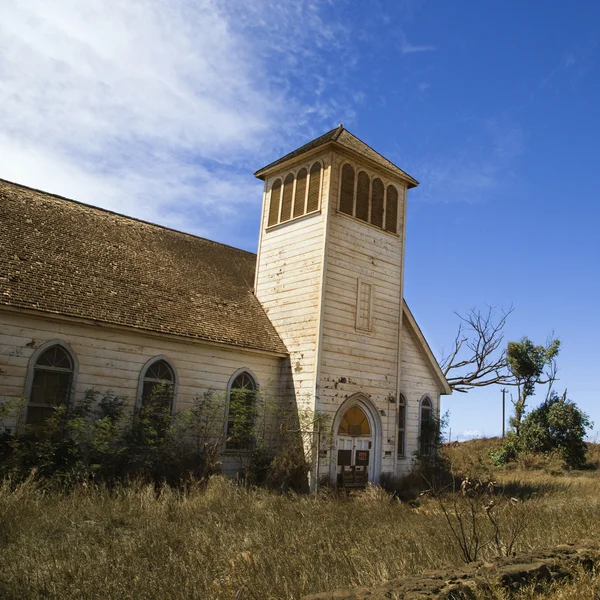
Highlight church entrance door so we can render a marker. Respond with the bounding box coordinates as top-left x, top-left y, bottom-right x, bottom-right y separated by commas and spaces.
335, 405, 373, 488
